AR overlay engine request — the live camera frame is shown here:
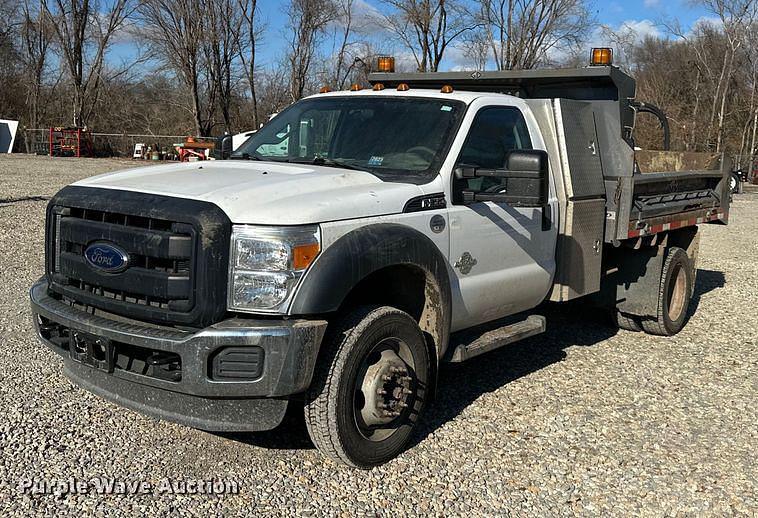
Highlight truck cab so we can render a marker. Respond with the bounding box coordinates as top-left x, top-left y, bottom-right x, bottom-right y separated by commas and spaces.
30, 54, 730, 468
